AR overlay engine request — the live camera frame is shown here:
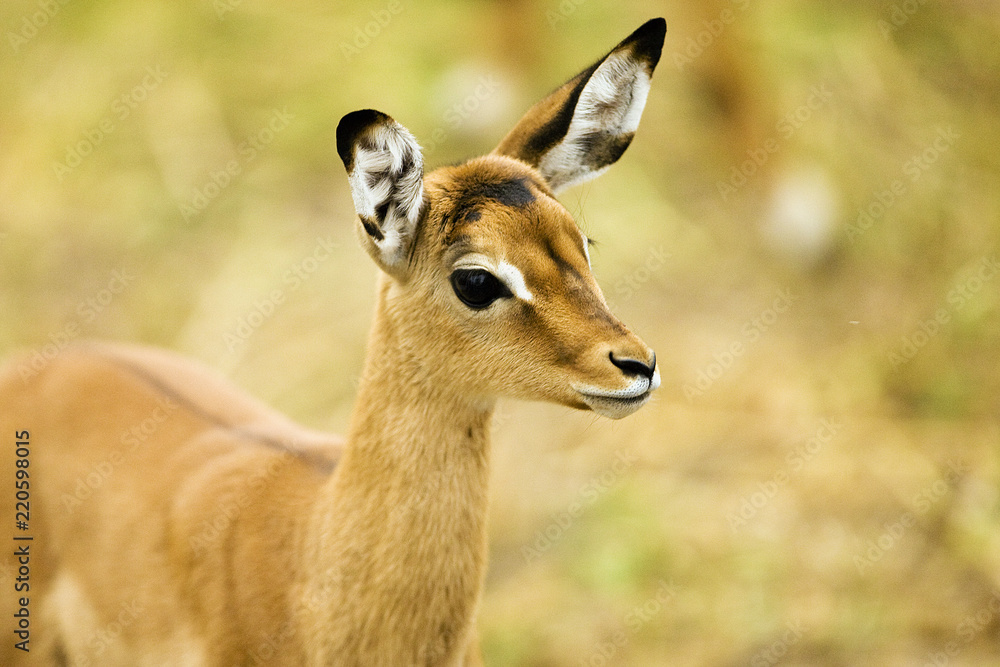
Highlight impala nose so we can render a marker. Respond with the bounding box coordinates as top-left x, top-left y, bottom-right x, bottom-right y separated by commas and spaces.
609, 352, 656, 380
